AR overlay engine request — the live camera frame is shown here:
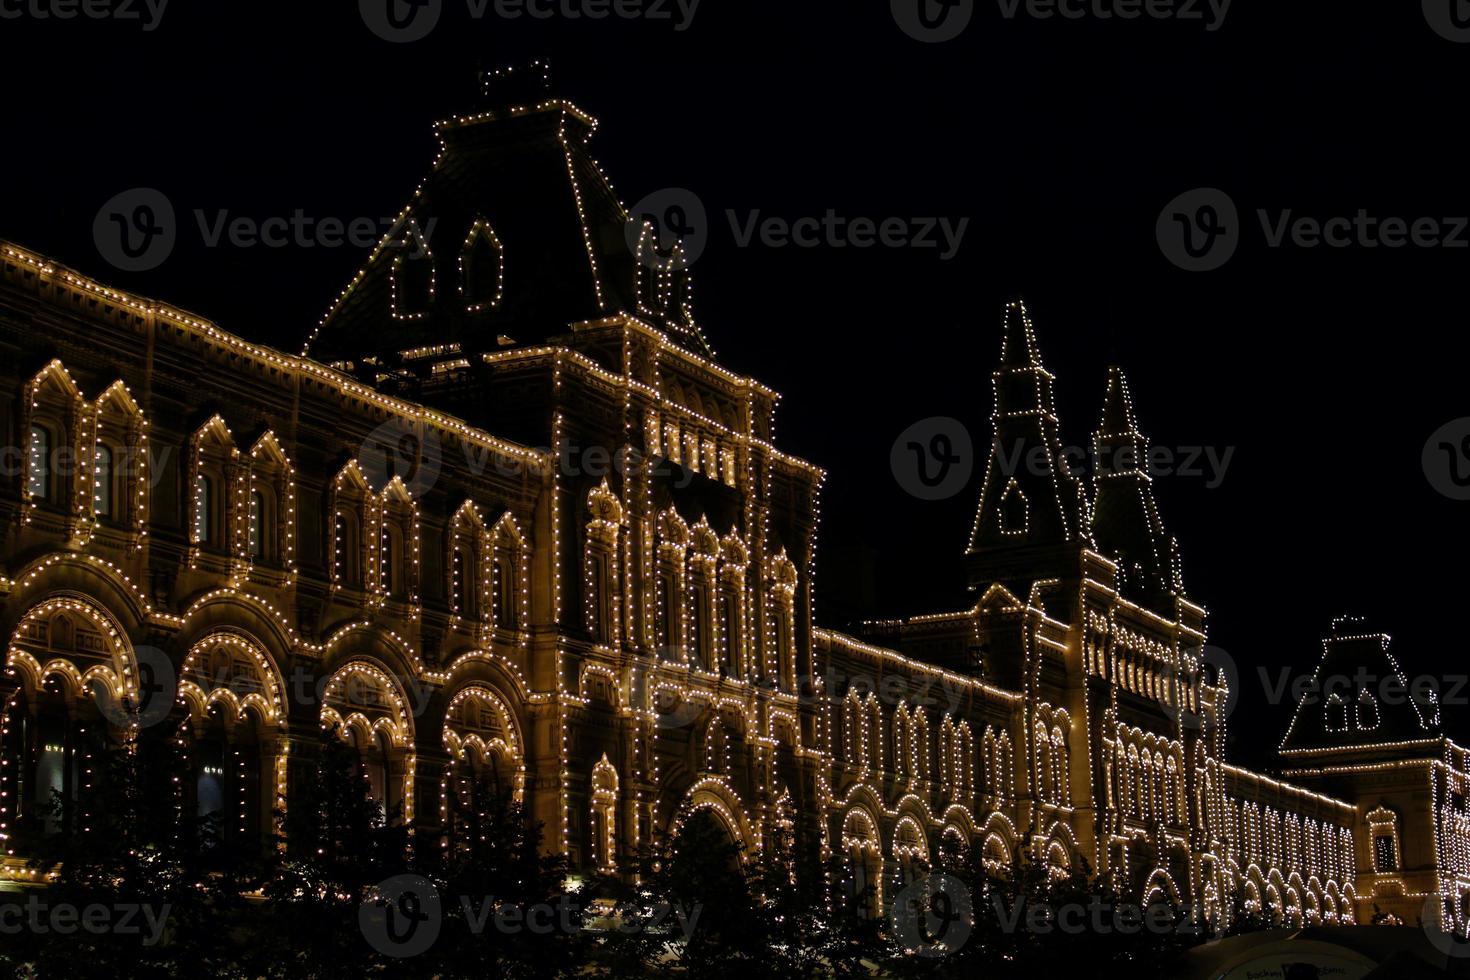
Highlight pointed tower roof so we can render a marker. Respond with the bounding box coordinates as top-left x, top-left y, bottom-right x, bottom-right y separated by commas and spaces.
1089, 366, 1182, 611
965, 301, 1090, 587
303, 63, 712, 365
1279, 617, 1441, 757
